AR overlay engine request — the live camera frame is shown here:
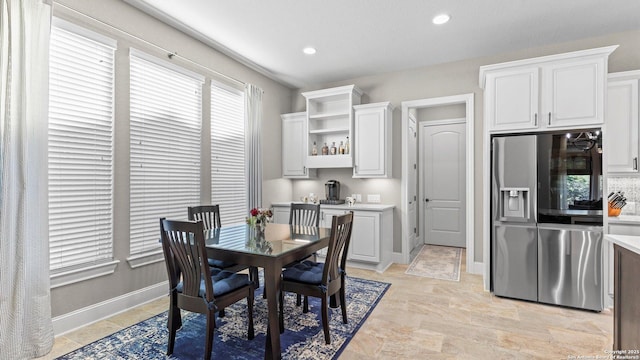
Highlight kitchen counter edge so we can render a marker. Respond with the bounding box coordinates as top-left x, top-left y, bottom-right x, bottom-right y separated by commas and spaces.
604, 234, 640, 256
270, 202, 394, 211
608, 215, 640, 224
